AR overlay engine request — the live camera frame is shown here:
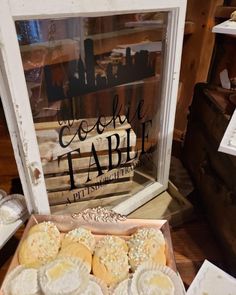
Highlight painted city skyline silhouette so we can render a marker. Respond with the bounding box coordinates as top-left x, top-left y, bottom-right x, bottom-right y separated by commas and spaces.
44, 38, 156, 102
